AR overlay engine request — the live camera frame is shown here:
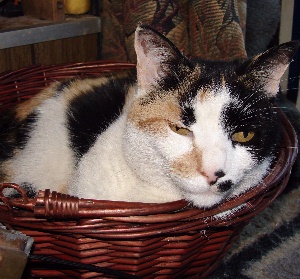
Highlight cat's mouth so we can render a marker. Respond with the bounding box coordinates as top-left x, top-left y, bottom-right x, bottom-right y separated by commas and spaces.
214, 180, 234, 193
173, 174, 235, 195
